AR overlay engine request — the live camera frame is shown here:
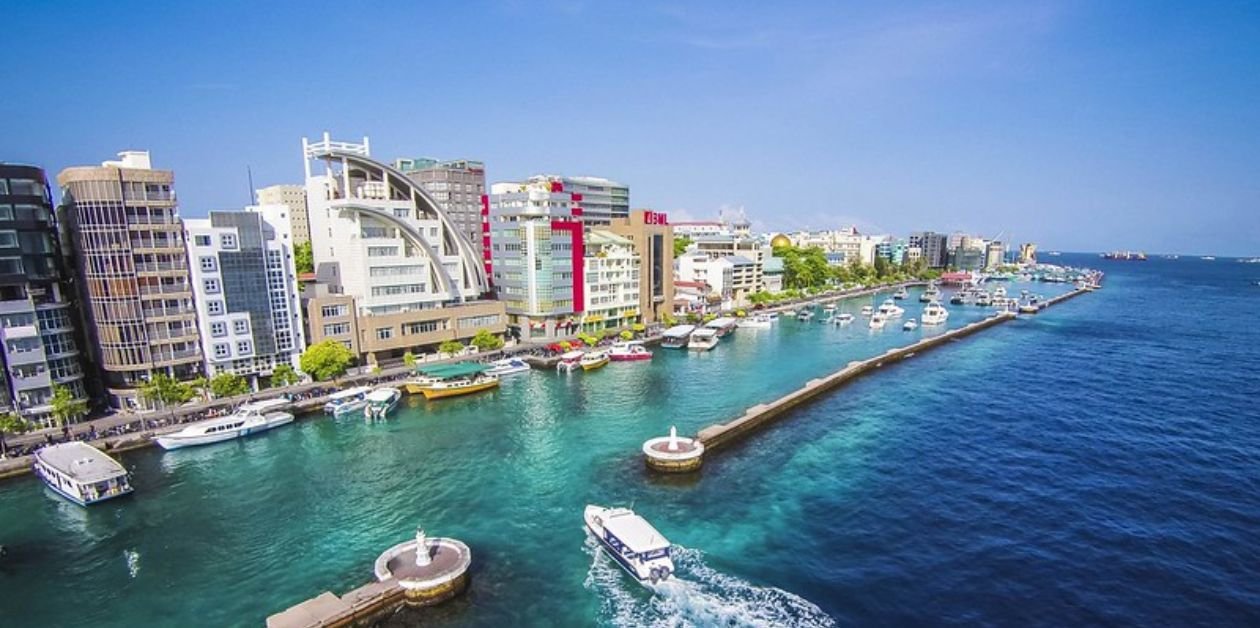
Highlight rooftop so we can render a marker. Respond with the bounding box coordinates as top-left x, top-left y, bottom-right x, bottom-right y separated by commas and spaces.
35, 442, 127, 484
